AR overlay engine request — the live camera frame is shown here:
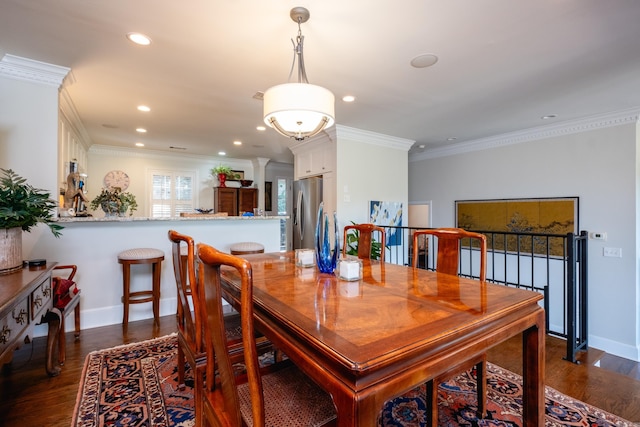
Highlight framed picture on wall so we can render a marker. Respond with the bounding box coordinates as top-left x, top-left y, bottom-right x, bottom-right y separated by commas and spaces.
230, 170, 244, 181
455, 197, 579, 256
265, 181, 272, 211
